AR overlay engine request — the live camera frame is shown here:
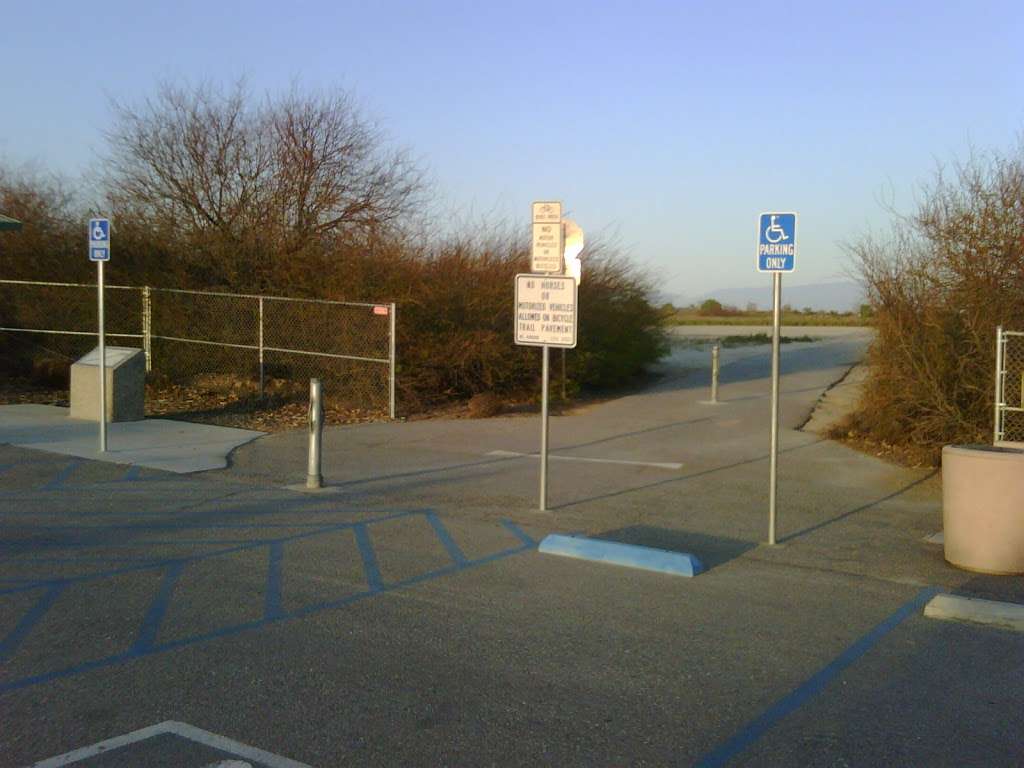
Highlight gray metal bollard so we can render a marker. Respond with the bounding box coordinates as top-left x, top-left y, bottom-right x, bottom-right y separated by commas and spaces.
710, 344, 720, 403
306, 378, 324, 489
